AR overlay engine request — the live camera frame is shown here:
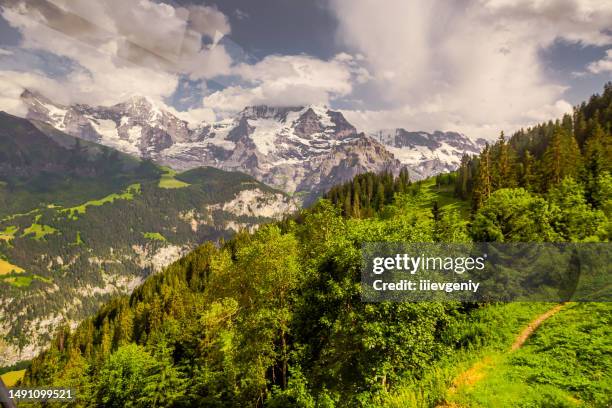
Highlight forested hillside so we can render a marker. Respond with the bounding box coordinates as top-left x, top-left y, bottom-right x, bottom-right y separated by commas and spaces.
15, 86, 611, 407
0, 113, 296, 366
0, 113, 160, 218
455, 82, 612, 217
